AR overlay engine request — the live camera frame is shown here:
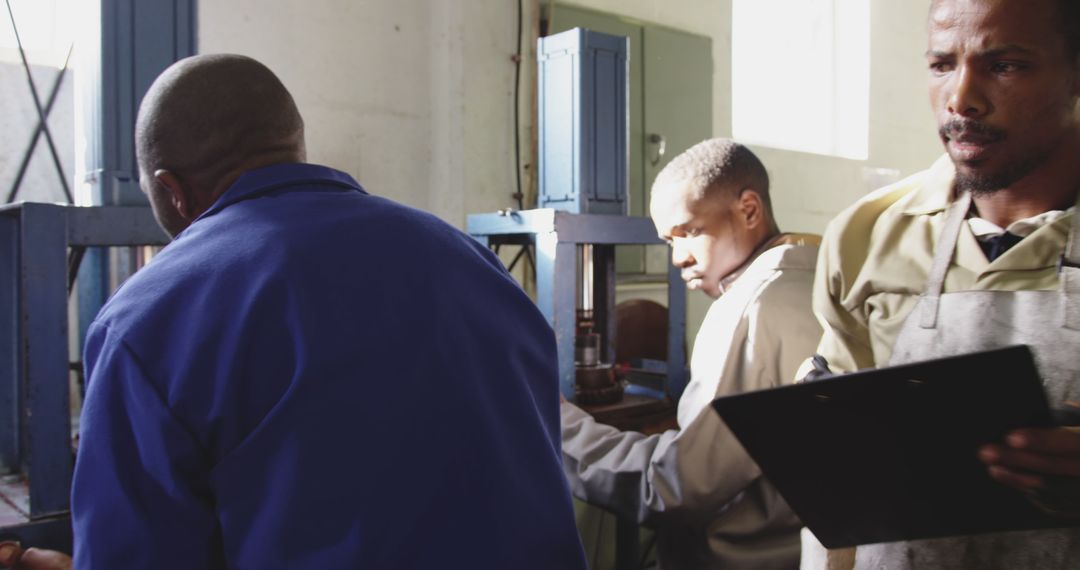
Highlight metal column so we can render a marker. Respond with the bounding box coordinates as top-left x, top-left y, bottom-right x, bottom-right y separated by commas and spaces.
18, 204, 71, 517
0, 214, 18, 474
468, 209, 687, 402
0, 203, 169, 550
